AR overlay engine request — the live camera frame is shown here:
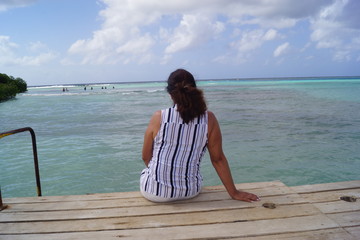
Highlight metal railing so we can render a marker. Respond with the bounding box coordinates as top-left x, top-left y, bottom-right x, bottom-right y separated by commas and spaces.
0, 127, 42, 198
